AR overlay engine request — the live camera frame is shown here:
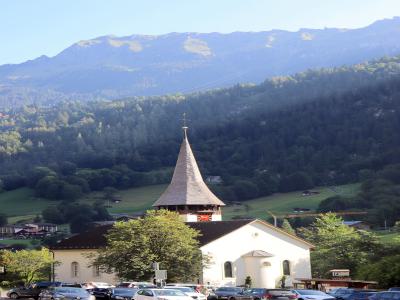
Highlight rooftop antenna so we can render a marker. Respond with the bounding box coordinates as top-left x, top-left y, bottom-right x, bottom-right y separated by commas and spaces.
182, 112, 188, 139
